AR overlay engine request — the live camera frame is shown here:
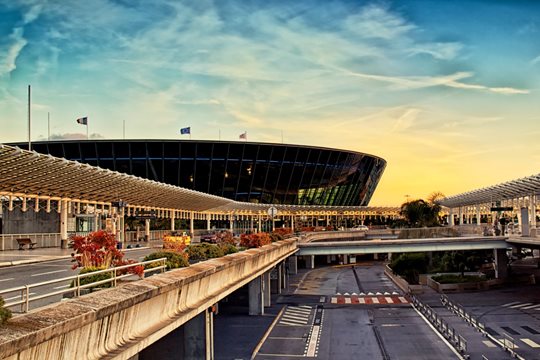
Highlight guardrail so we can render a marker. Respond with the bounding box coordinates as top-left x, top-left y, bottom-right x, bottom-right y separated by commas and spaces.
0, 258, 167, 313
410, 295, 468, 356
440, 294, 524, 360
